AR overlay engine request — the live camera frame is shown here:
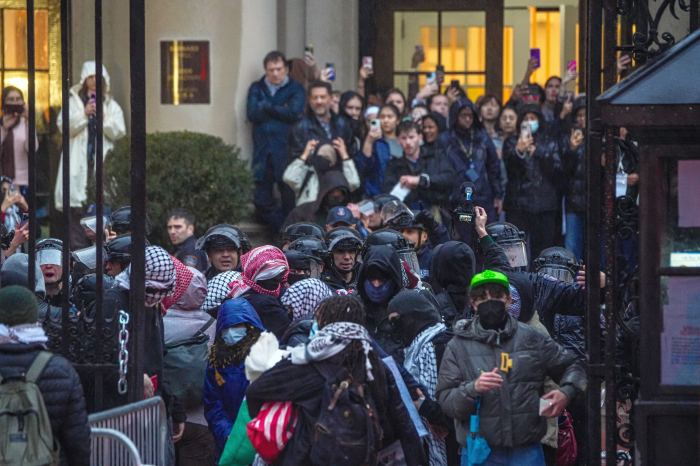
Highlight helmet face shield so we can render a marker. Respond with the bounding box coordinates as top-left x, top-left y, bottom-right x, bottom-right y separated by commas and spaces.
399, 250, 421, 277
502, 242, 528, 269
538, 266, 575, 283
